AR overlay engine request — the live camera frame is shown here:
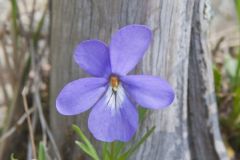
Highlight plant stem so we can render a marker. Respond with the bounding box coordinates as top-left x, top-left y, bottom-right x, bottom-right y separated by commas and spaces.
110, 142, 115, 160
